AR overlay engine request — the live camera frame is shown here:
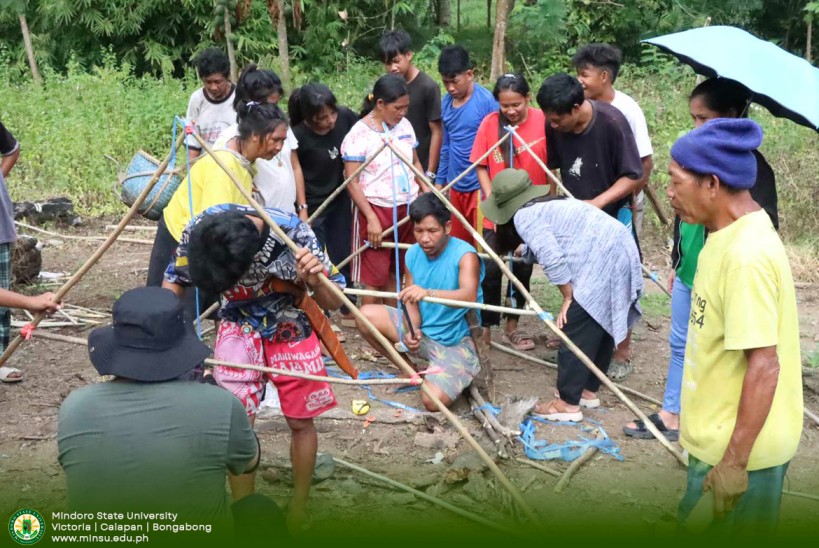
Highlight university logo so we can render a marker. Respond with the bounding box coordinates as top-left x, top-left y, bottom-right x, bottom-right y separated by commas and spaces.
8, 509, 45, 545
